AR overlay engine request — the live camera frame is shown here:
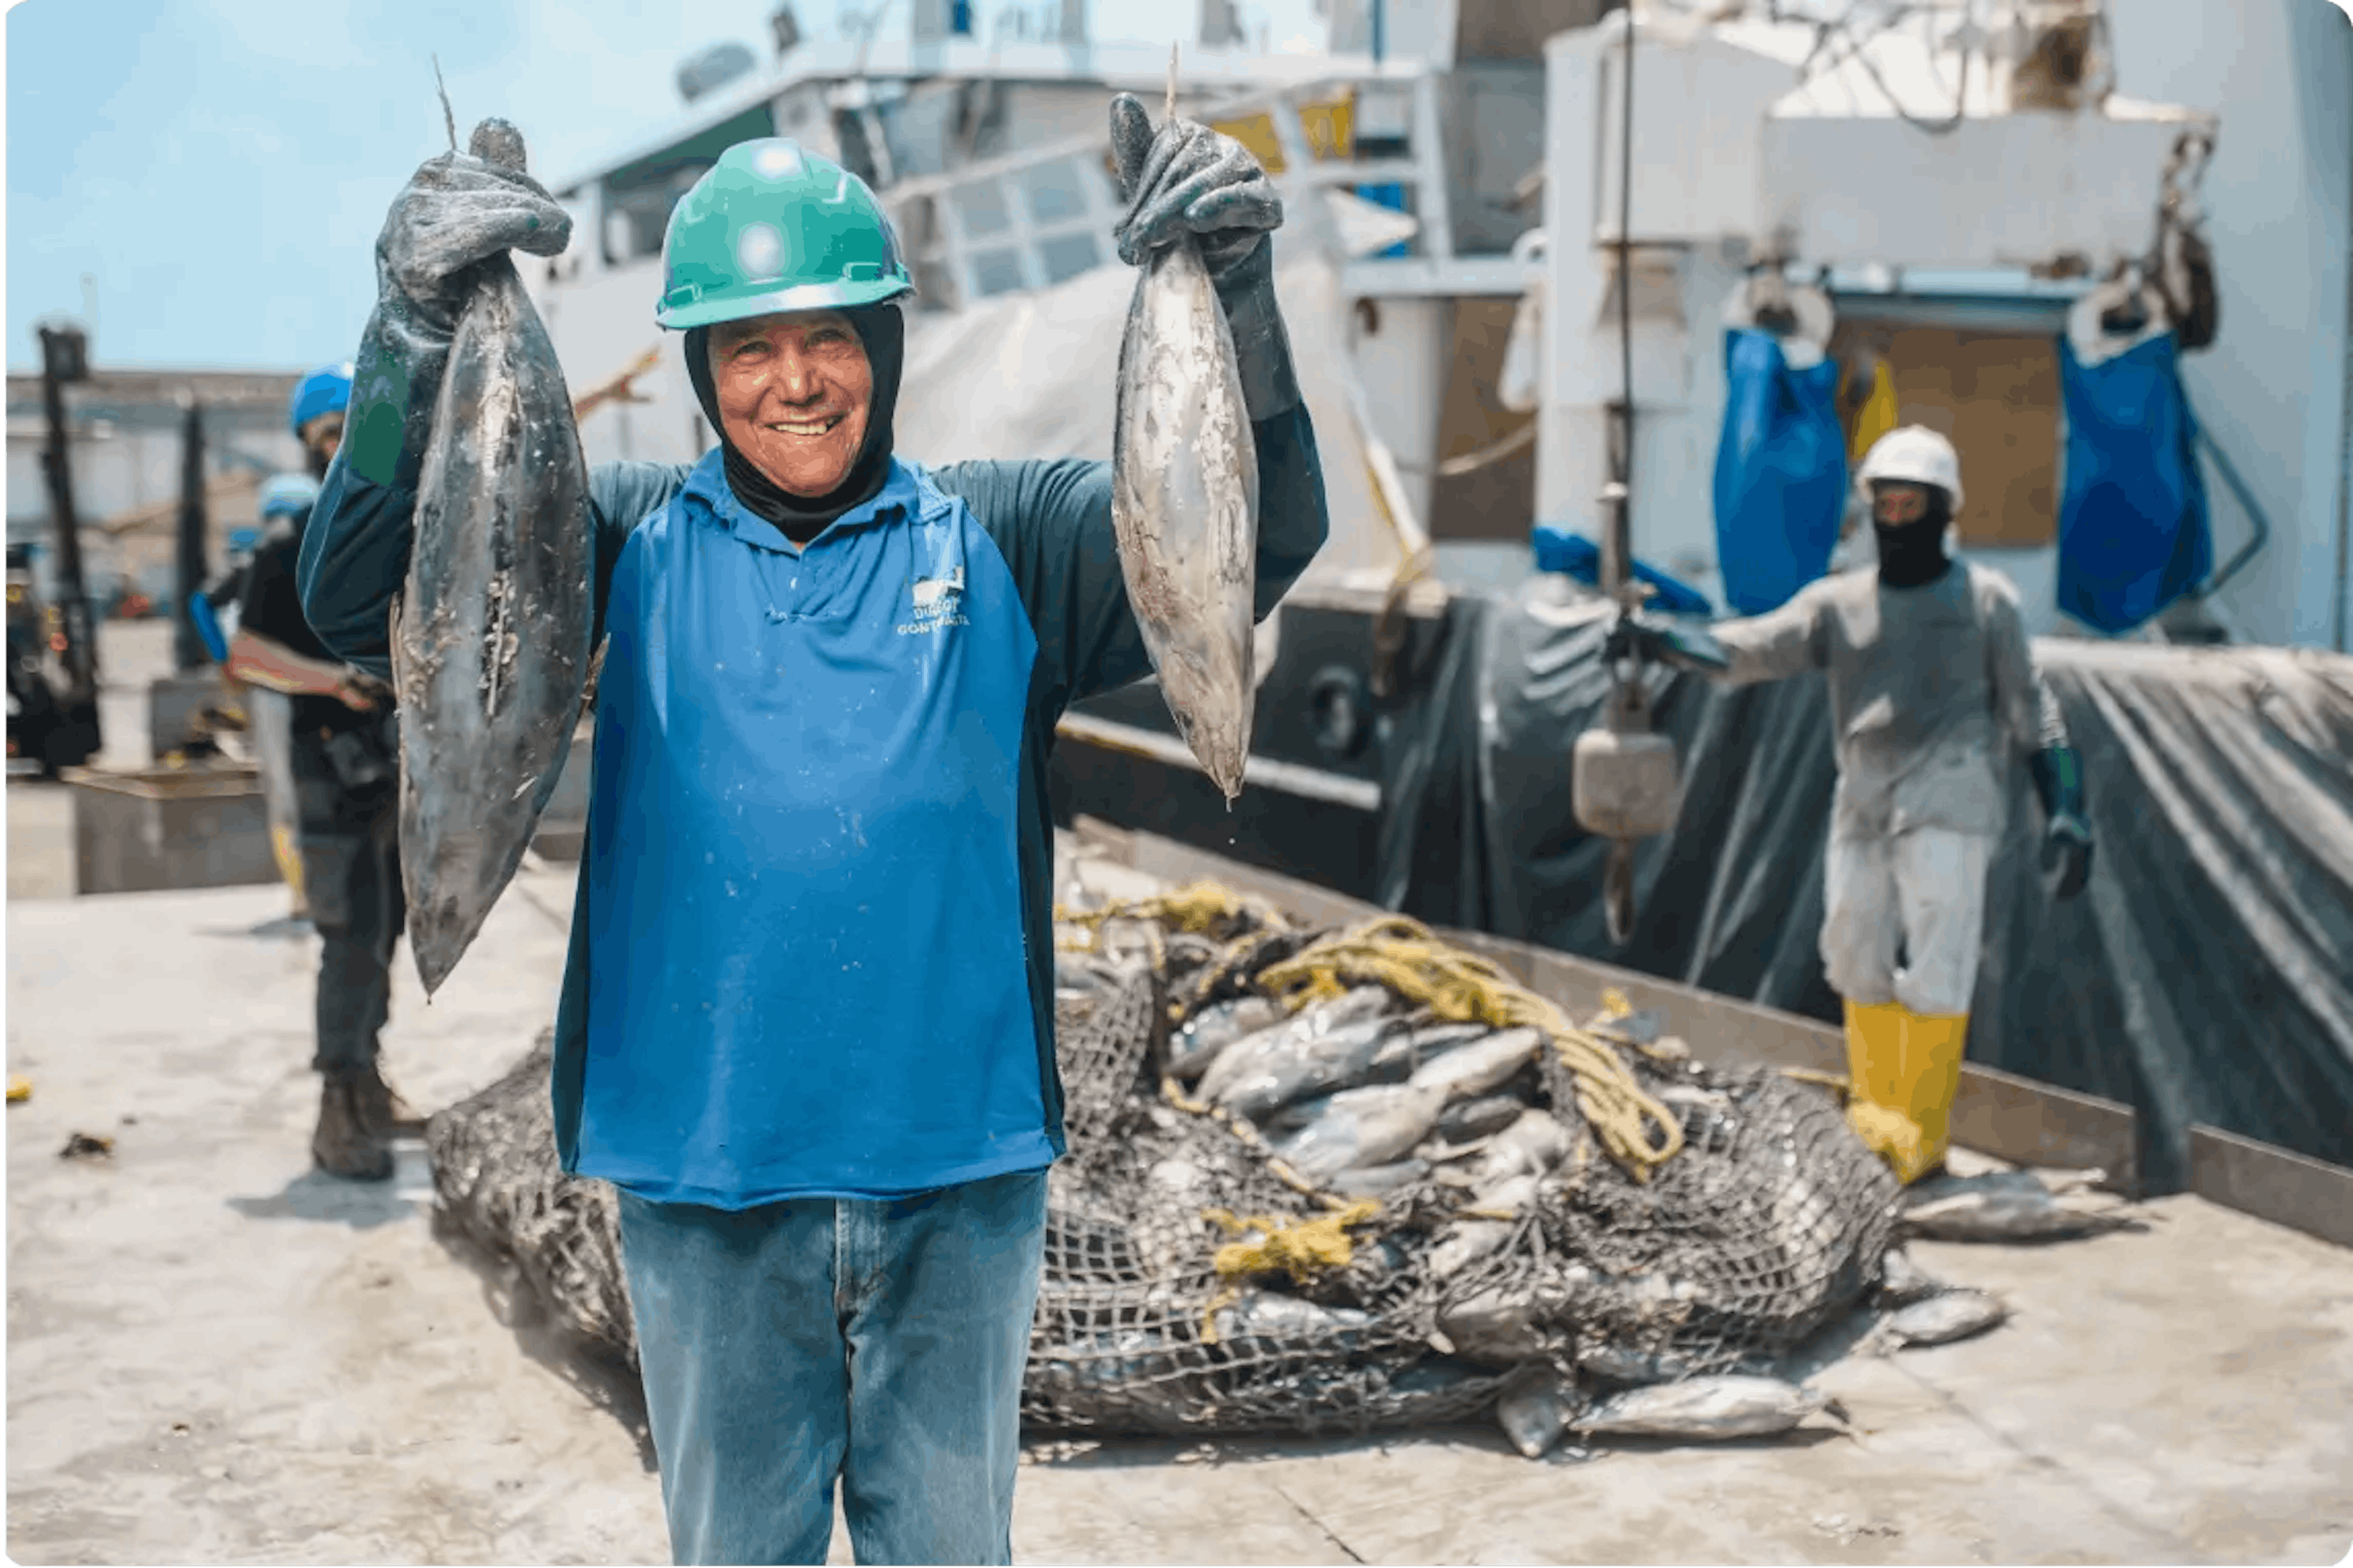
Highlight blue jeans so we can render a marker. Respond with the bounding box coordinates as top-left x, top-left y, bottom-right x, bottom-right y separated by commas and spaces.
615, 1168, 1050, 1566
